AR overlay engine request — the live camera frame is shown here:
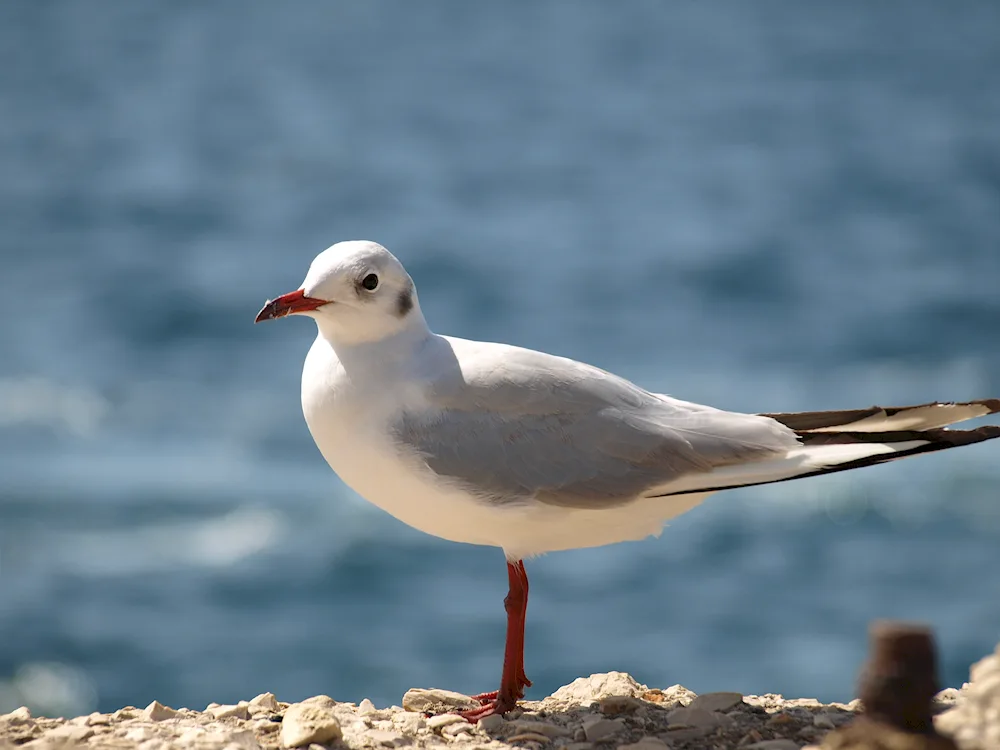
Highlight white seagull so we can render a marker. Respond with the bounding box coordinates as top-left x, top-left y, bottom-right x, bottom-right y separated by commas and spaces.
255, 240, 1000, 720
